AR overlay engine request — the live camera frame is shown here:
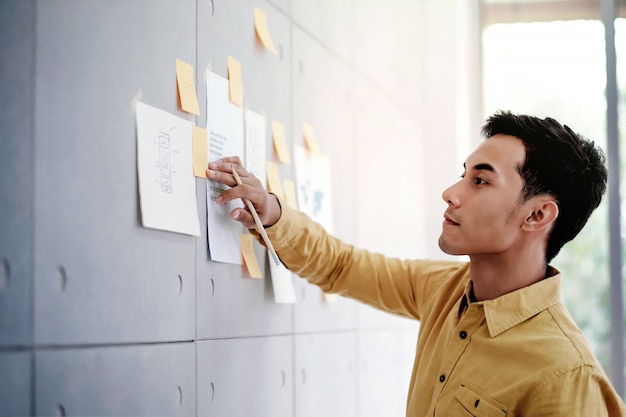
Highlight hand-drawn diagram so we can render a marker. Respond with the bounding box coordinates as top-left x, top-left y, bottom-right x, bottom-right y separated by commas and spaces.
294, 145, 334, 233
157, 129, 174, 193
244, 109, 267, 190
135, 101, 200, 236
298, 178, 325, 218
